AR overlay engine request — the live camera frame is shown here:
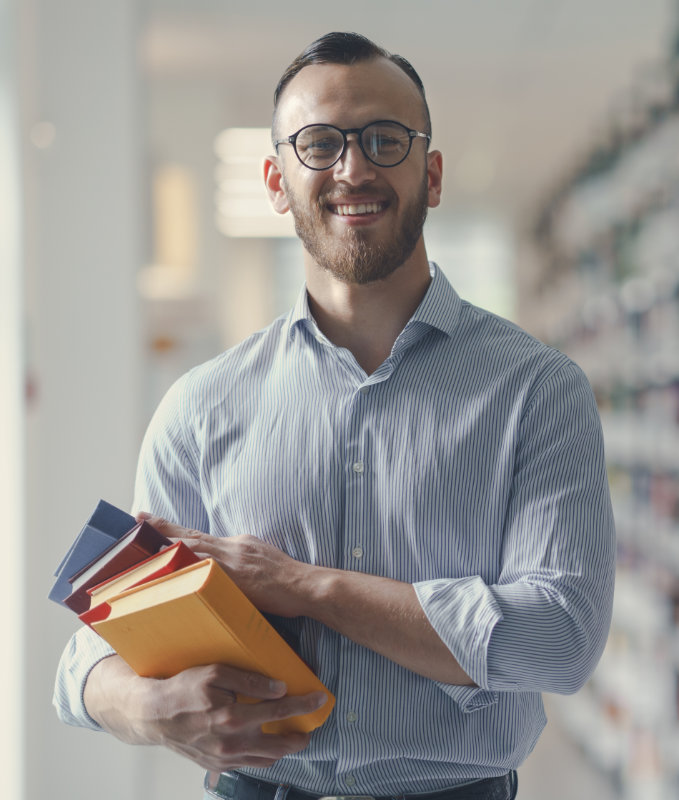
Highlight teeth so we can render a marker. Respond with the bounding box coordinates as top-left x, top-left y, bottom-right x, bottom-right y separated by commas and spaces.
334, 202, 383, 216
